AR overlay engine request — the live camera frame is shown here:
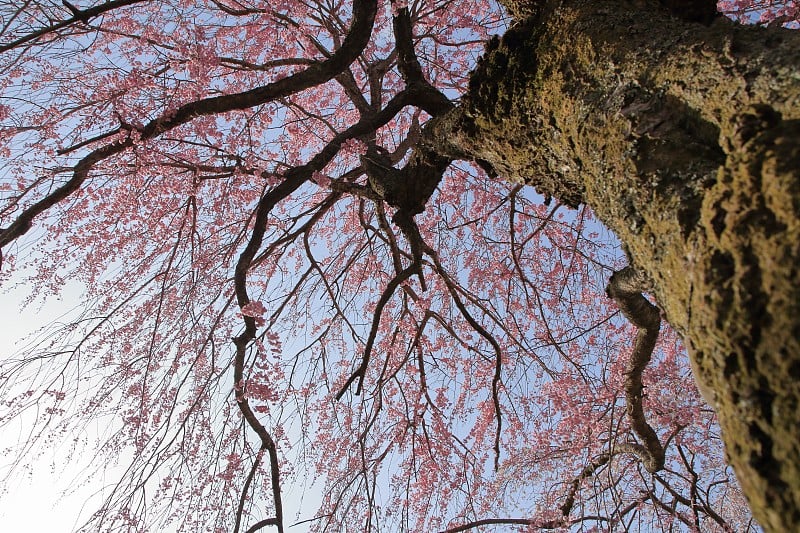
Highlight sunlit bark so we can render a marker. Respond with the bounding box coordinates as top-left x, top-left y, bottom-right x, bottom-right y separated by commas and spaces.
430, 1, 800, 529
